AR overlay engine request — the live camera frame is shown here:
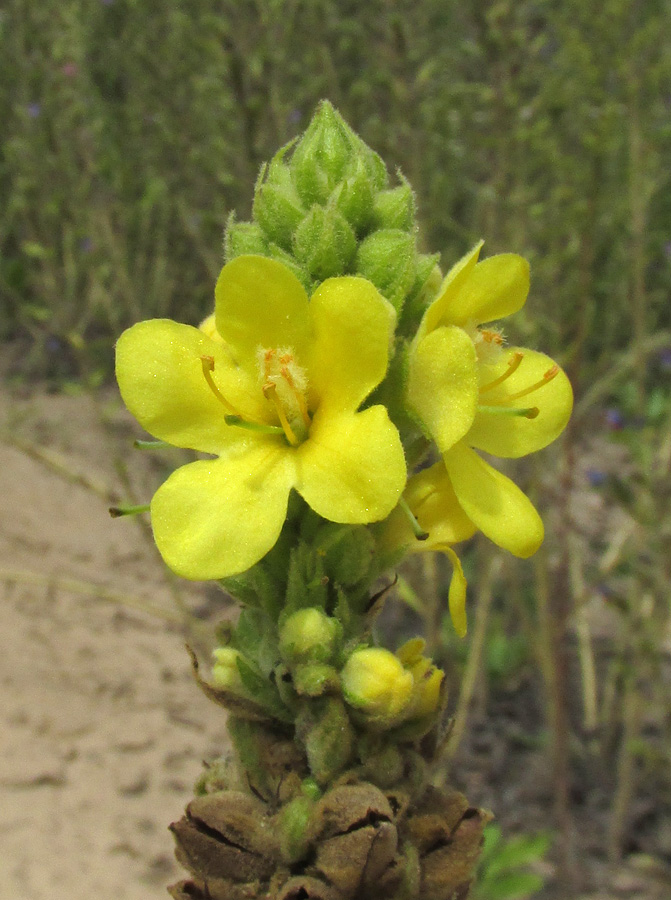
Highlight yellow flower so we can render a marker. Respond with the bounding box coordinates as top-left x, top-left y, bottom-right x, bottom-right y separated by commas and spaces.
391, 243, 573, 635
396, 638, 445, 720
405, 242, 573, 559
115, 255, 406, 579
